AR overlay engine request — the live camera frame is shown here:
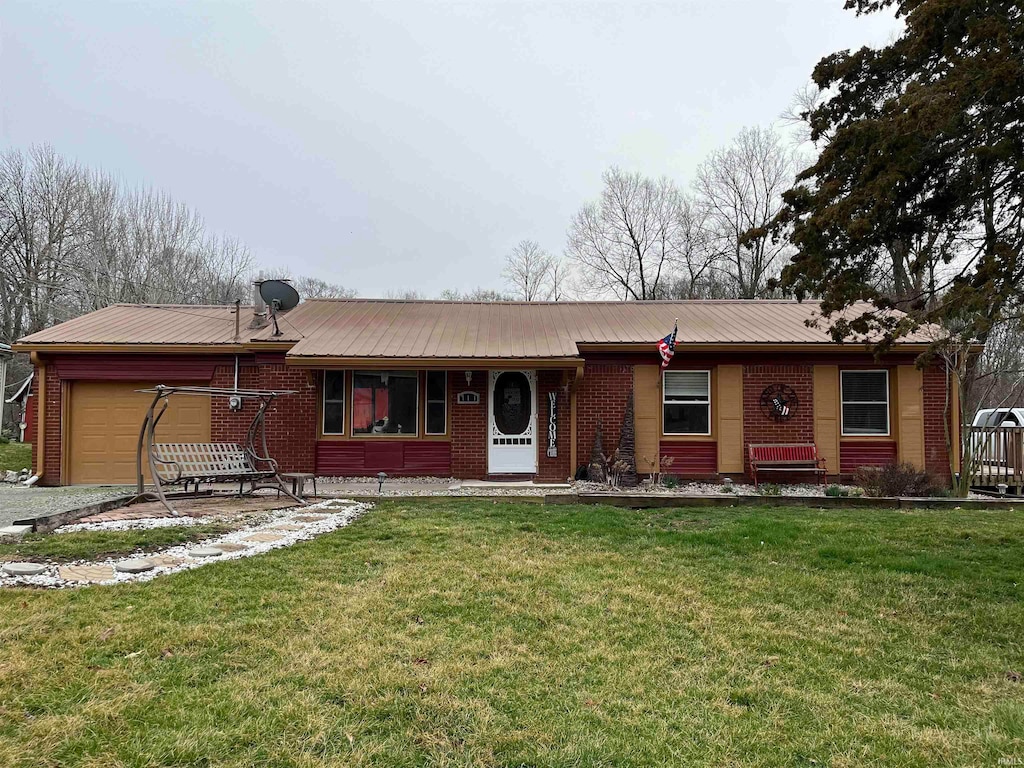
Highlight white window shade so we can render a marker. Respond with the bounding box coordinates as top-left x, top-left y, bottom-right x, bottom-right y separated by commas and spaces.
665, 371, 709, 401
